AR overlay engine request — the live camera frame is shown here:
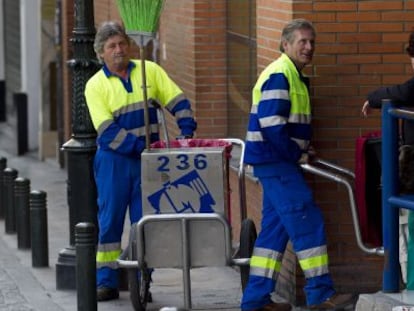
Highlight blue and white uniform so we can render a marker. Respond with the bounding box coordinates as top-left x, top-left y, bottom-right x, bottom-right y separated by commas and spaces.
85, 60, 197, 289
241, 54, 335, 309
